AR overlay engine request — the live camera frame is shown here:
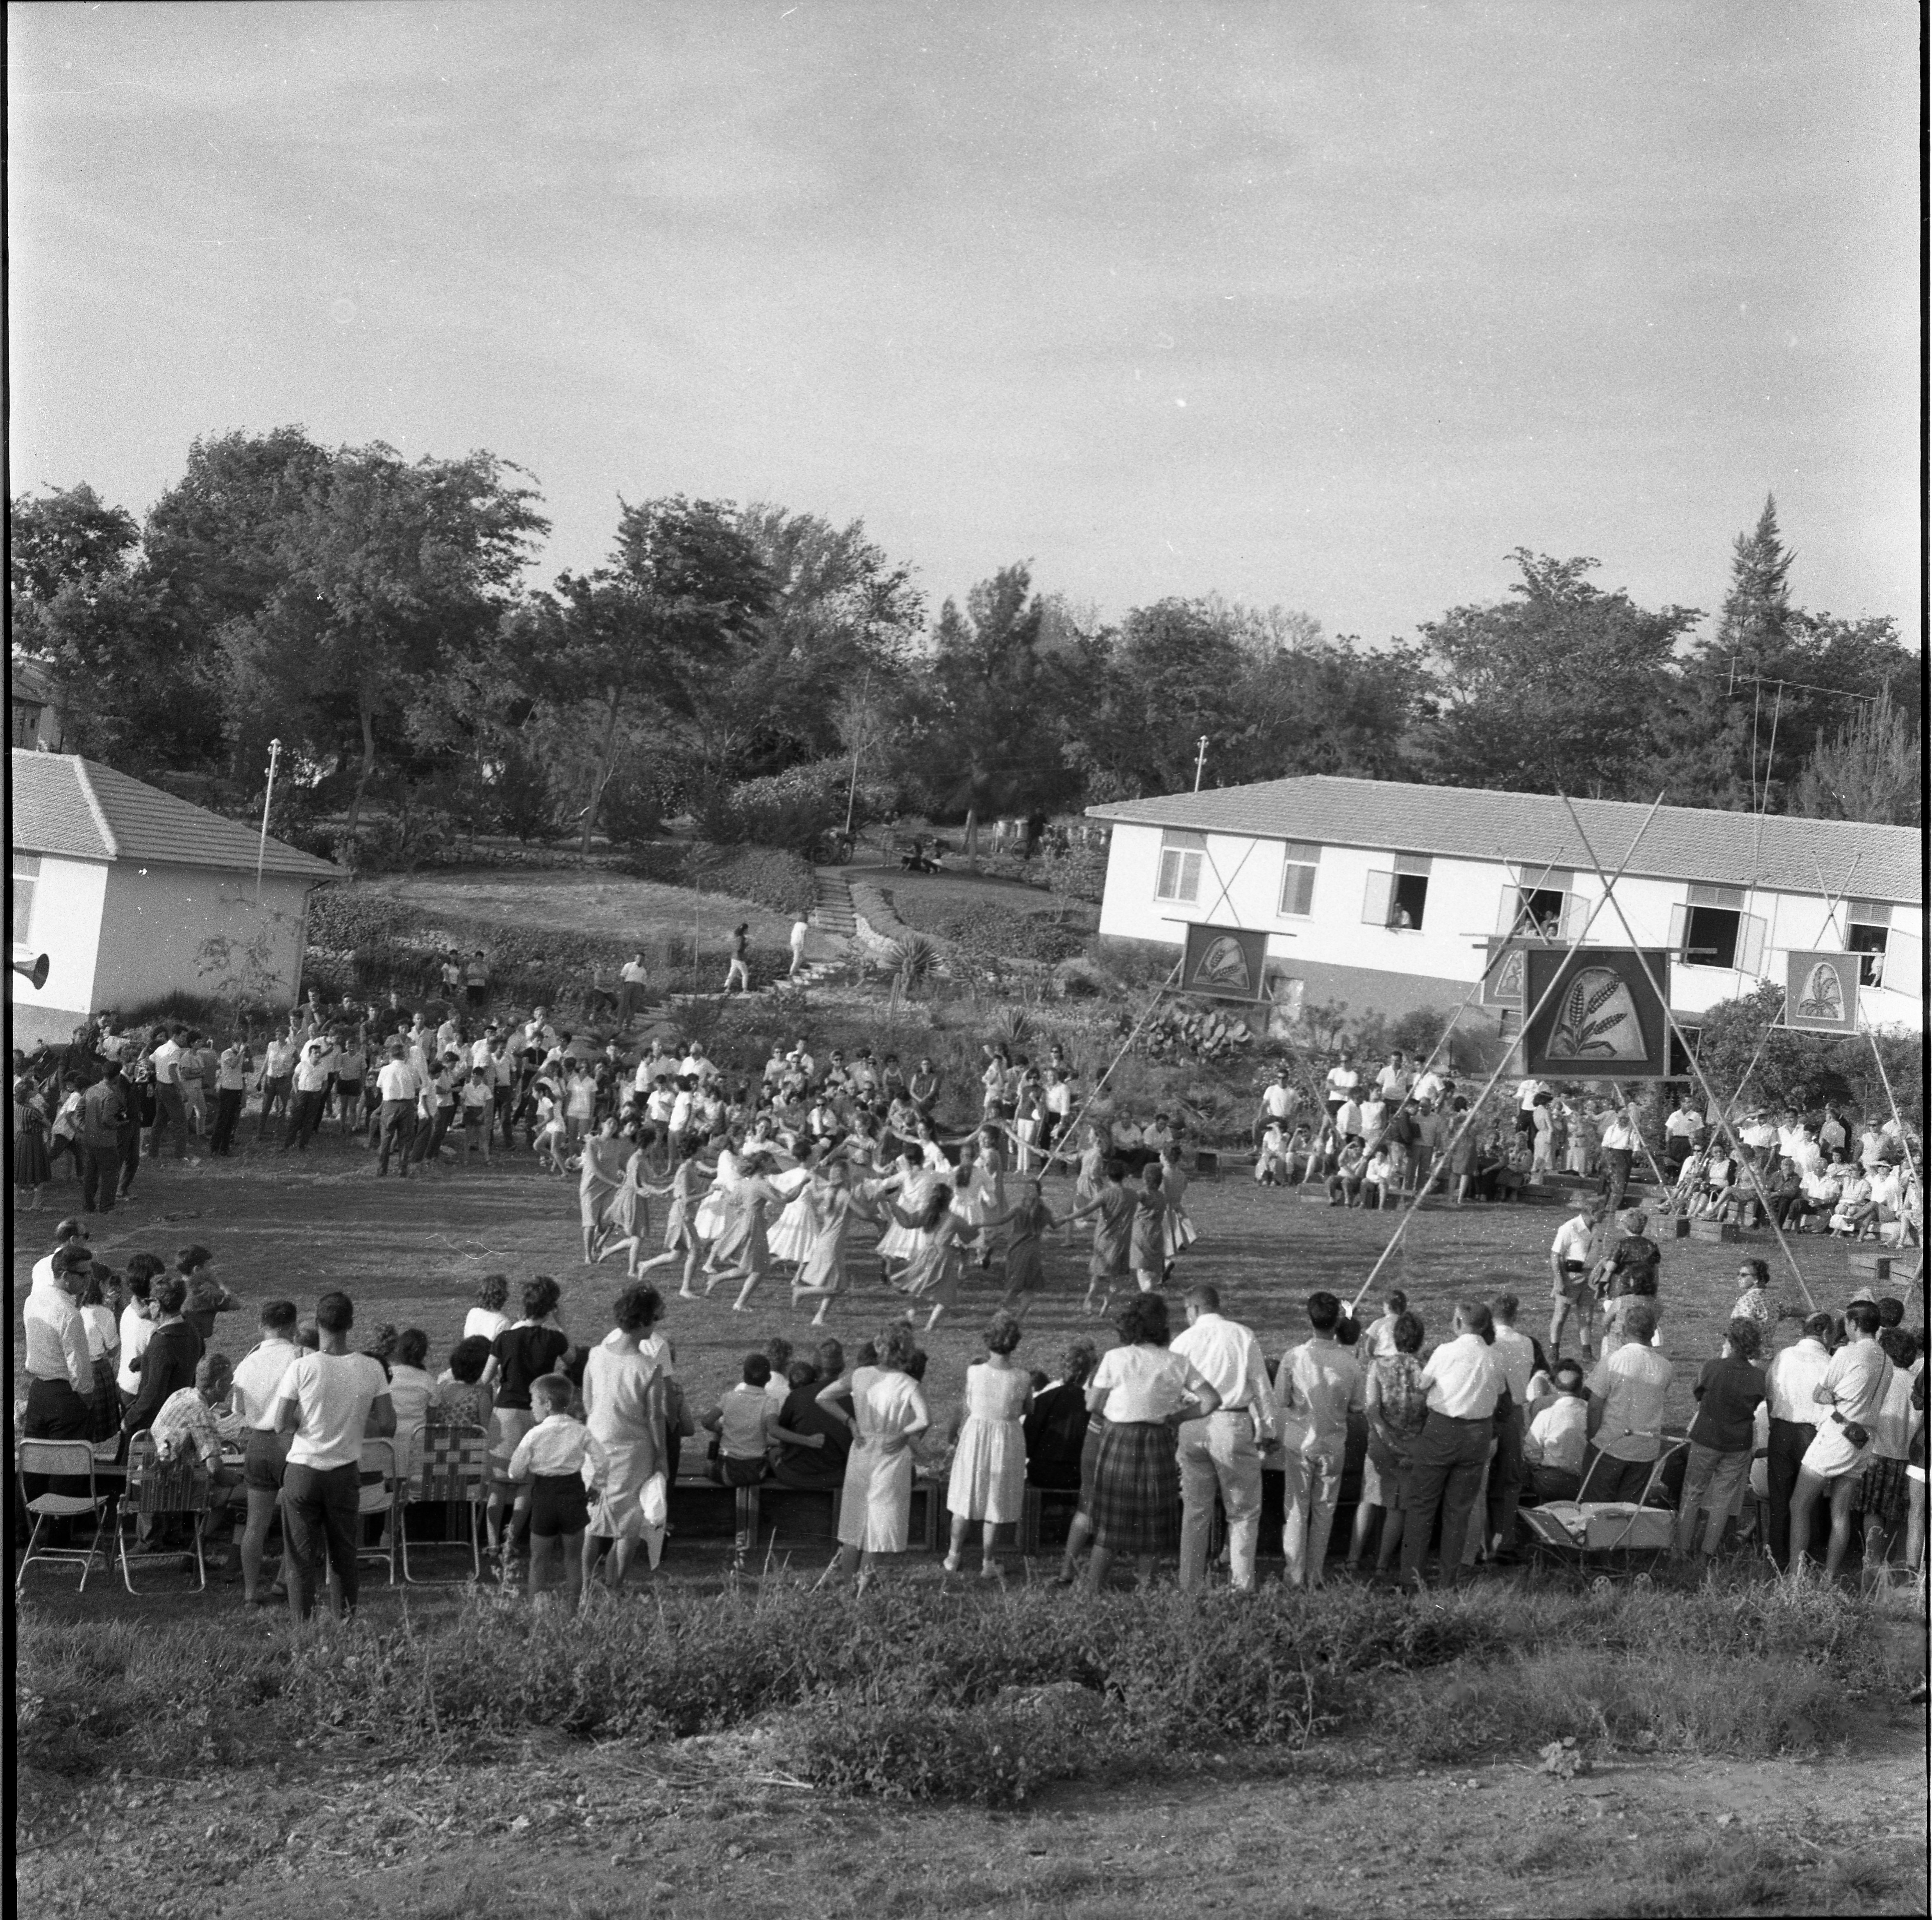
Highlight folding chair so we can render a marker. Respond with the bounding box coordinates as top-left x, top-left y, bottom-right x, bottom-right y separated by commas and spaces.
16, 1439, 115, 1594
401, 1422, 489, 1583
355, 1439, 400, 1586
118, 1431, 213, 1593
